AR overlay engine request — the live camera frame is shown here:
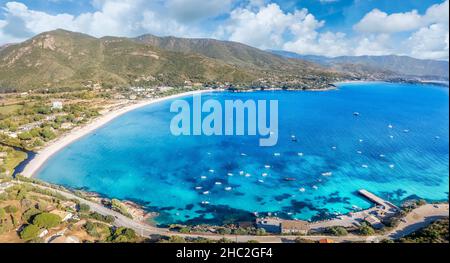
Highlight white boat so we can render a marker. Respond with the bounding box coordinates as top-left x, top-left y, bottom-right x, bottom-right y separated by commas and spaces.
274, 153, 281, 157
258, 179, 265, 183
208, 169, 215, 173
359, 139, 364, 143
379, 154, 386, 158
388, 124, 393, 129
264, 165, 271, 169
201, 176, 207, 180
298, 152, 304, 157
215, 182, 222, 185
353, 112, 360, 116
435, 136, 441, 140
245, 173, 251, 177
312, 185, 319, 190
322, 172, 333, 176
203, 191, 210, 195
389, 164, 395, 169
239, 171, 245, 175
362, 164, 369, 168
195, 186, 203, 190
403, 129, 410, 133
262, 173, 268, 177
299, 188, 306, 192
225, 187, 232, 191
357, 151, 363, 154
227, 173, 234, 176
389, 135, 394, 139
201, 201, 210, 205
332, 146, 337, 150
241, 153, 247, 156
